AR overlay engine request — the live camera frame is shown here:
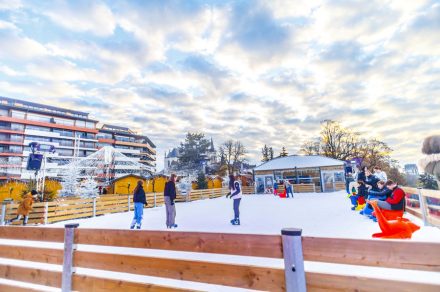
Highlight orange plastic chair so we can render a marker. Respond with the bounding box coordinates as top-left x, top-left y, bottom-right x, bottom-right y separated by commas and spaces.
371, 209, 405, 221
369, 200, 420, 239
